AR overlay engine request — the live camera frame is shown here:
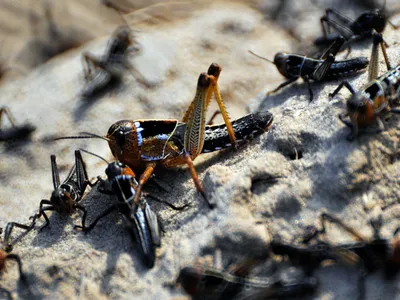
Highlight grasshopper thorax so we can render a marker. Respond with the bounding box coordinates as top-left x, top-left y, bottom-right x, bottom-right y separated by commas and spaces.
346, 92, 376, 126
347, 93, 368, 113
274, 52, 304, 79
50, 188, 73, 213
